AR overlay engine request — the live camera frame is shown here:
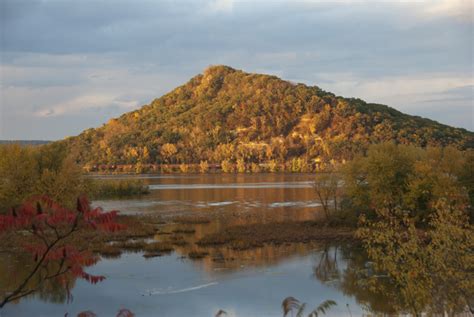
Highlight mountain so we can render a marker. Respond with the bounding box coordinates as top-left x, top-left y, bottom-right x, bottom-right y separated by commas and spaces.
60, 65, 473, 167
